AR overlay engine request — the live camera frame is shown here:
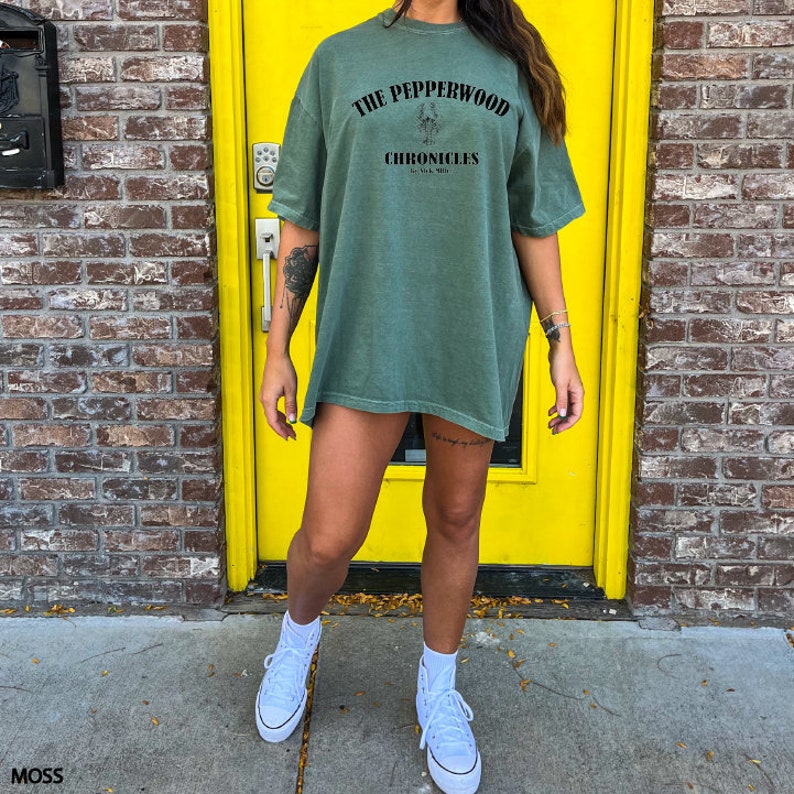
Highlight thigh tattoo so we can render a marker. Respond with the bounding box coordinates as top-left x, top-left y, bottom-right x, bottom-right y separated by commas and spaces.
430, 431, 490, 448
